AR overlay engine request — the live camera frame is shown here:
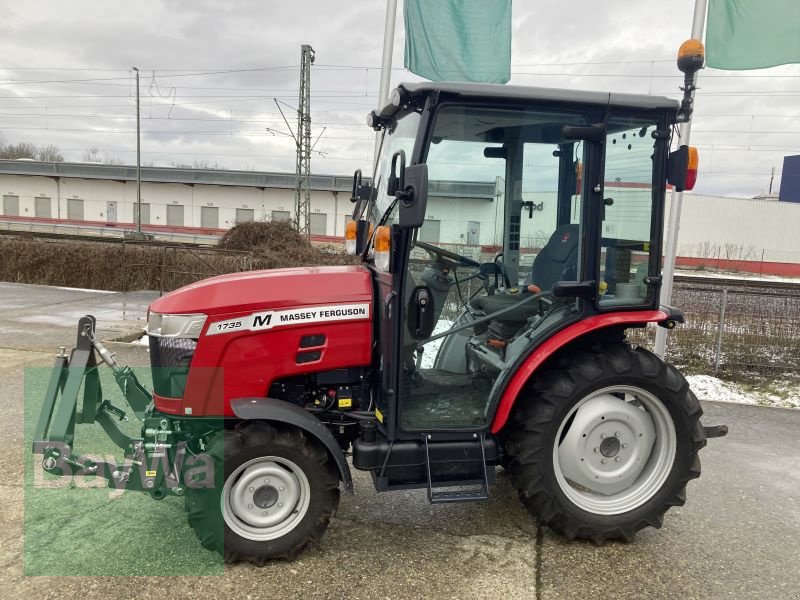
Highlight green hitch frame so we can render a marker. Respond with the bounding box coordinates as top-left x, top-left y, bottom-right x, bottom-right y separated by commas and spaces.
32, 315, 159, 493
